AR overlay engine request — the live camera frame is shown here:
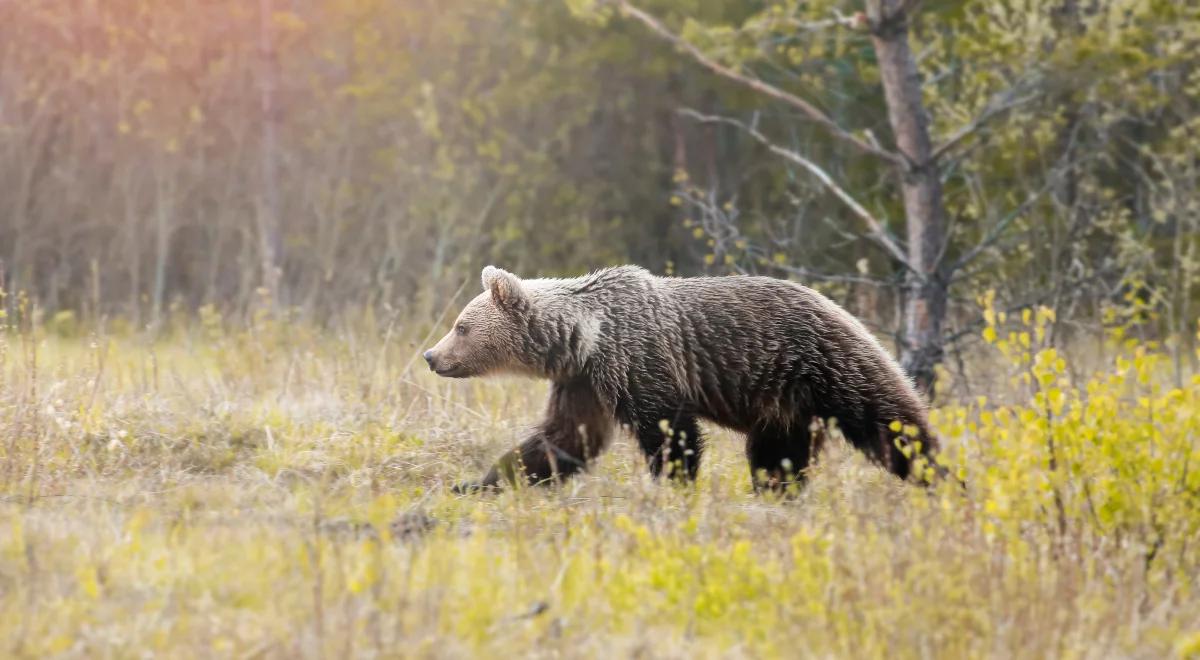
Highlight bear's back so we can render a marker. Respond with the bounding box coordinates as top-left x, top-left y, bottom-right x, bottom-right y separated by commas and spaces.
636, 273, 925, 431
